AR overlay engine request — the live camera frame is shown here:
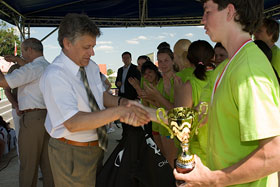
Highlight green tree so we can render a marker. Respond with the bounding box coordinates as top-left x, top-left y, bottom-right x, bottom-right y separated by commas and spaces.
107, 68, 114, 76
0, 21, 21, 56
